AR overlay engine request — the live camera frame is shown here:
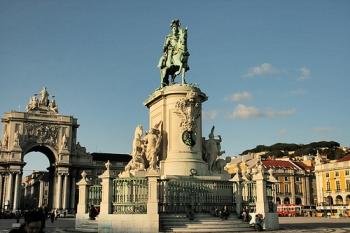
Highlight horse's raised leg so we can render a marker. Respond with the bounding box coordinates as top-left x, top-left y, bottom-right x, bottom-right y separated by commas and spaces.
181, 68, 186, 85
